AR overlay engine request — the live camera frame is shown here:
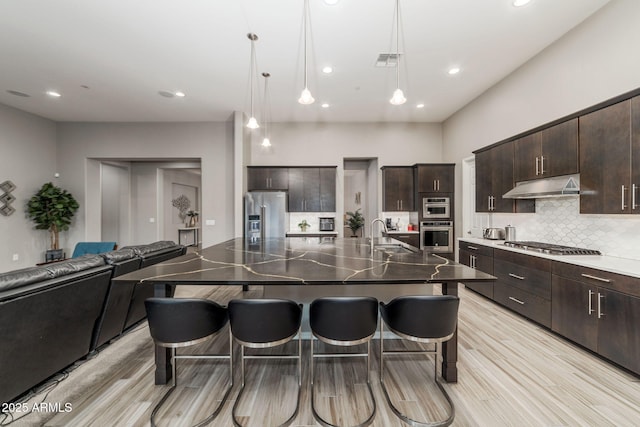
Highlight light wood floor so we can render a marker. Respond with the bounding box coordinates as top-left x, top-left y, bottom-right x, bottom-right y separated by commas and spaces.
6, 284, 640, 427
